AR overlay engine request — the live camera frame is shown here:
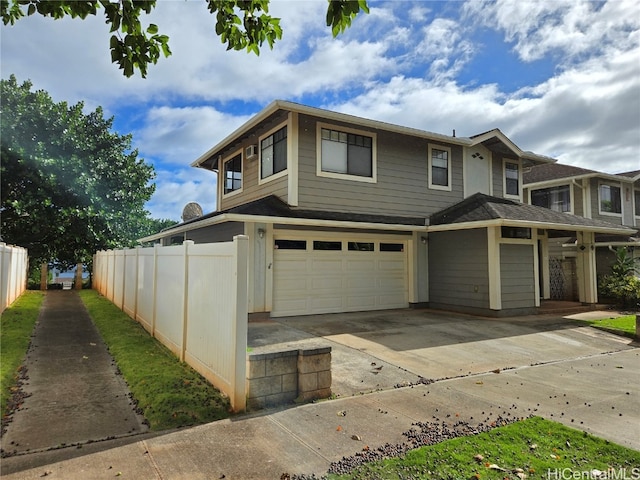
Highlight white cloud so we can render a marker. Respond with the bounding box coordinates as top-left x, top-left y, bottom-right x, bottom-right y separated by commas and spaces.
135, 106, 251, 165
2, 0, 638, 222
146, 167, 217, 221
465, 0, 640, 62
